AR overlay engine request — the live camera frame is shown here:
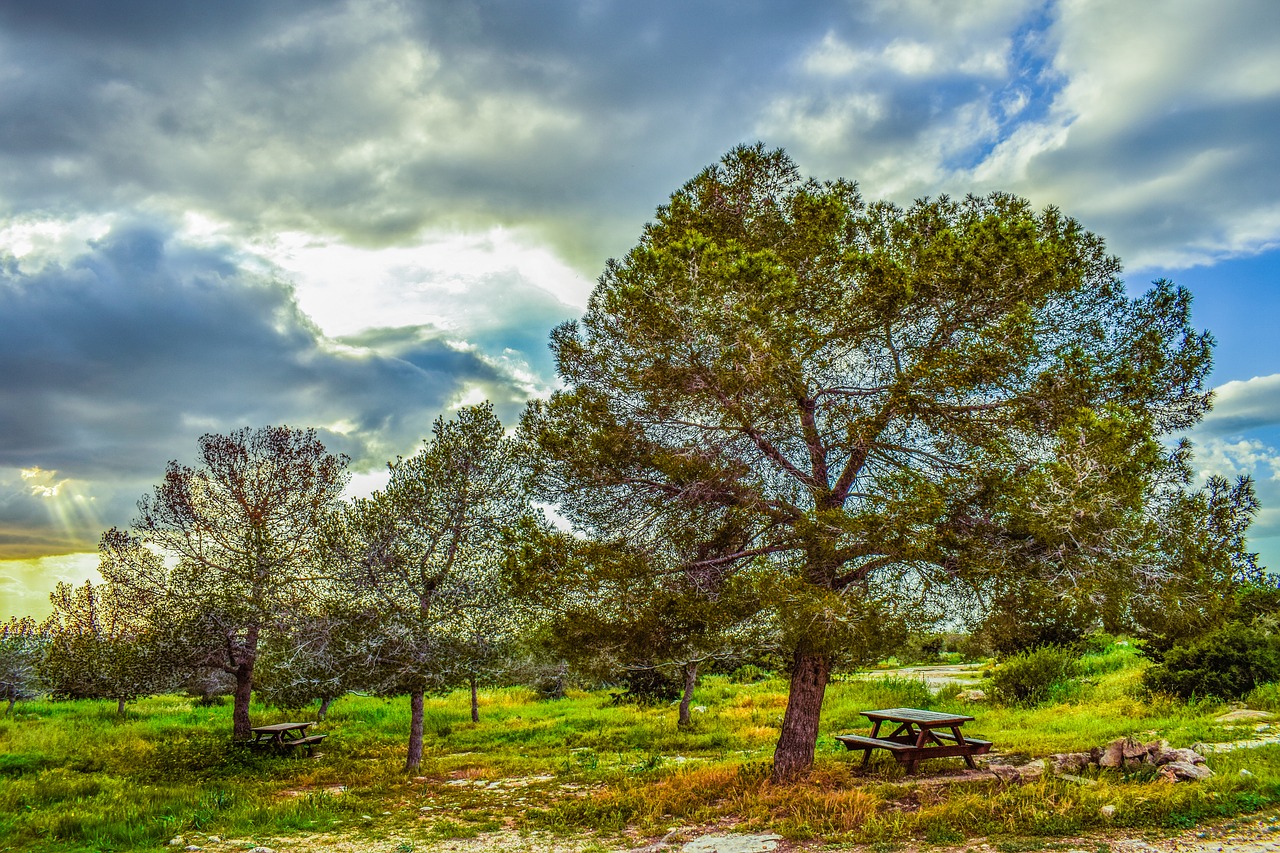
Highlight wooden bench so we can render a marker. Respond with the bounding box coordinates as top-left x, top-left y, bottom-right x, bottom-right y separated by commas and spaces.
834, 734, 919, 754
282, 734, 327, 756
